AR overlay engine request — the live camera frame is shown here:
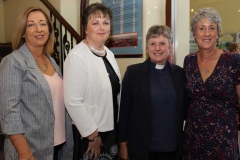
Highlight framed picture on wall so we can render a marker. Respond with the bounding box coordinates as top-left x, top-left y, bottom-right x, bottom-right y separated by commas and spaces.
102, 0, 143, 58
